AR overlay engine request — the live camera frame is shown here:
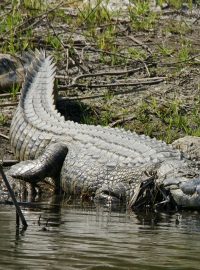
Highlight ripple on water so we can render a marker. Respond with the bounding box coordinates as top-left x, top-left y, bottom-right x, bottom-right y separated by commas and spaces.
0, 202, 200, 270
